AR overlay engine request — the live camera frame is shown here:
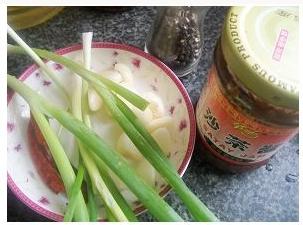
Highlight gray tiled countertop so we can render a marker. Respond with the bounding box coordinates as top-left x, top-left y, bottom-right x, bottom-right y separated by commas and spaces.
7, 6, 299, 222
